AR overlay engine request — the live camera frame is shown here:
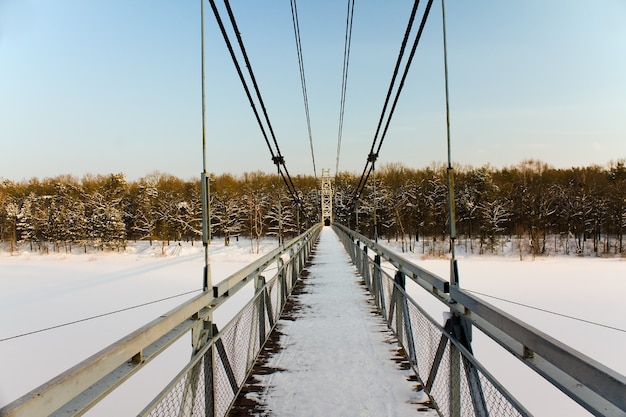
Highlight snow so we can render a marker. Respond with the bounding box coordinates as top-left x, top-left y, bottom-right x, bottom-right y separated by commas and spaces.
379, 240, 626, 417
0, 233, 624, 416
0, 237, 278, 416
246, 227, 436, 416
